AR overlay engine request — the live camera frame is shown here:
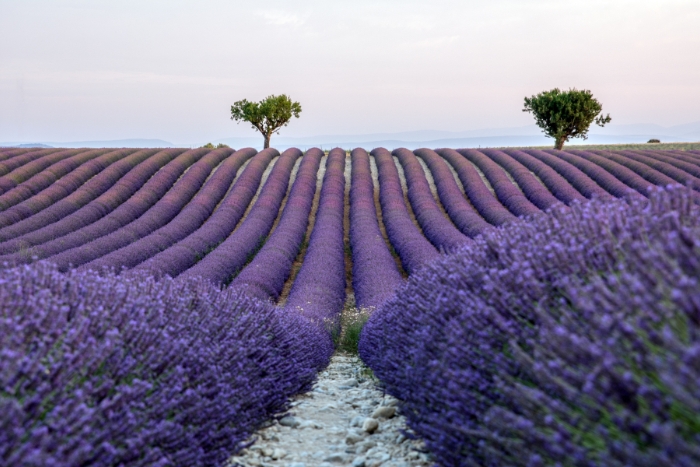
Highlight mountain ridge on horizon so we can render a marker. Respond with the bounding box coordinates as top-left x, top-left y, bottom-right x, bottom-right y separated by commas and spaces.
3, 120, 699, 149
